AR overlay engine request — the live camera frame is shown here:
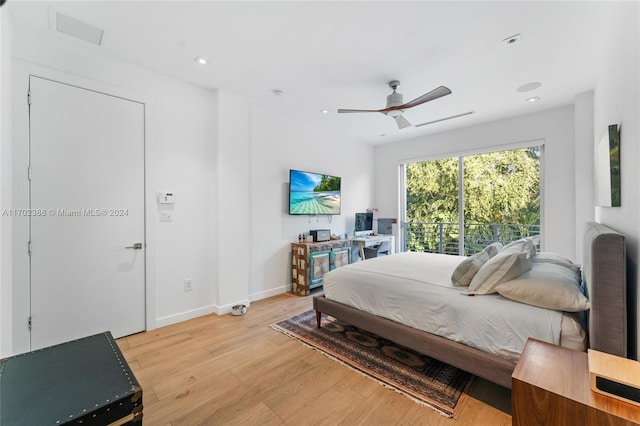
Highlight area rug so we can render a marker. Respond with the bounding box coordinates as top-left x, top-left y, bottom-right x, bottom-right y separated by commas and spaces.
272, 310, 474, 418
